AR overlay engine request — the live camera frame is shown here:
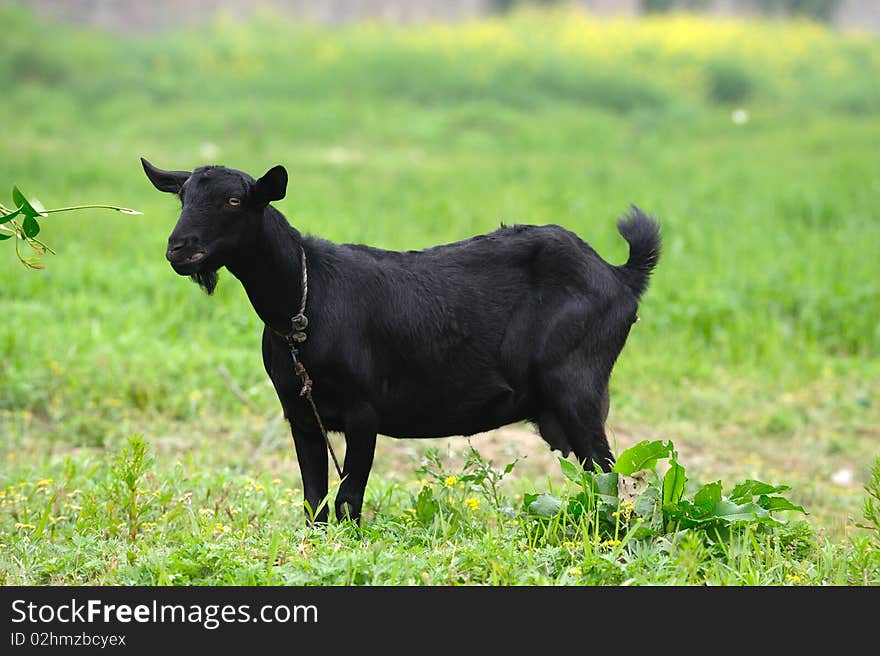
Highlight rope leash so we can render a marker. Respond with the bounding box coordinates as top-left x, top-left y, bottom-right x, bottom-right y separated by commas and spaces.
279, 248, 343, 480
